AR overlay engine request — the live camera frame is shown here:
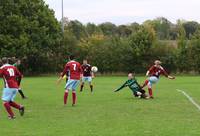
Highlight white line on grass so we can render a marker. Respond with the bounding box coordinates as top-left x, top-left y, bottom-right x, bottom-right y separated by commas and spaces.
177, 89, 200, 111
